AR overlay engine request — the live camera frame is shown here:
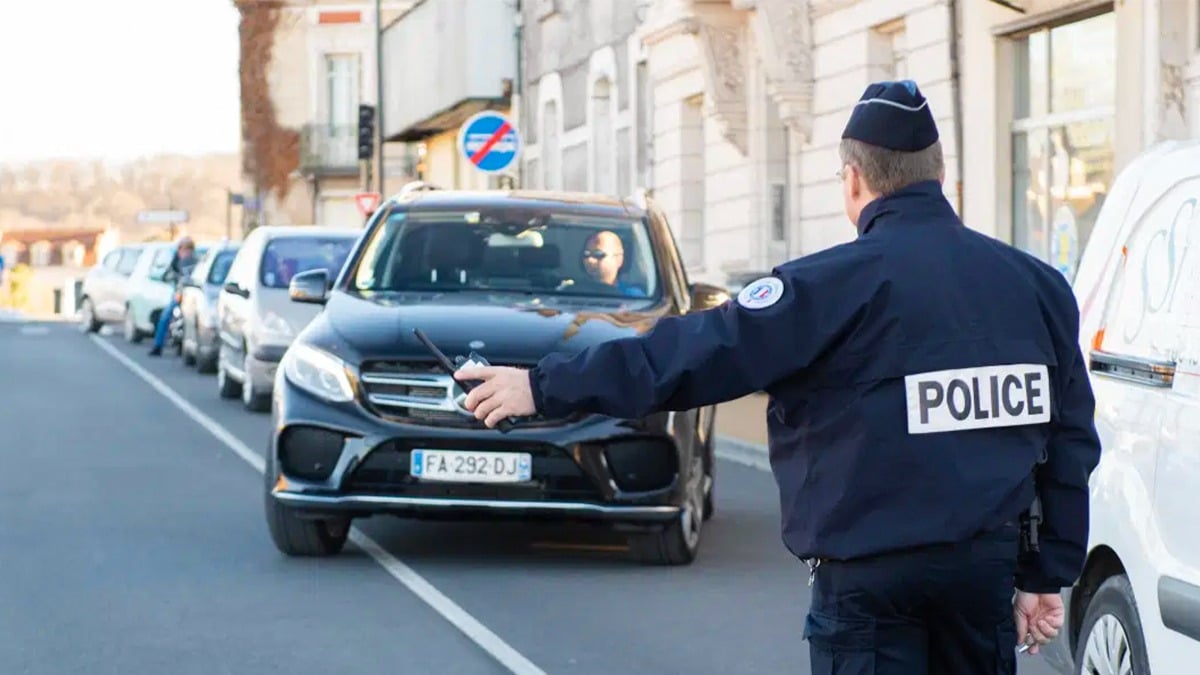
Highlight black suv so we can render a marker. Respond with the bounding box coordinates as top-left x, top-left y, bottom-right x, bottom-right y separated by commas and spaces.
265, 188, 731, 565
